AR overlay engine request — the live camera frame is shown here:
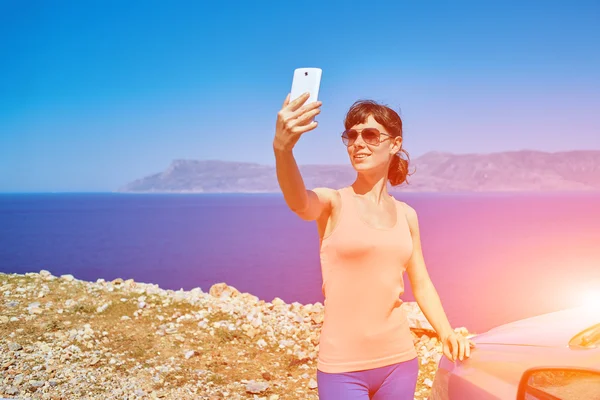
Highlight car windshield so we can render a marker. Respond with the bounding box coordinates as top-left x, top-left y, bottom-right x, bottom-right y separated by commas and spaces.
569, 323, 600, 349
